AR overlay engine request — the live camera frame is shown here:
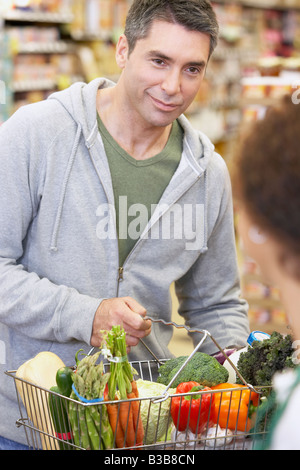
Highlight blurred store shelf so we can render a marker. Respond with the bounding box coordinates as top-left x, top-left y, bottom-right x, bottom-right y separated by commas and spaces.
169, 284, 194, 357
